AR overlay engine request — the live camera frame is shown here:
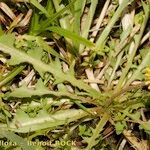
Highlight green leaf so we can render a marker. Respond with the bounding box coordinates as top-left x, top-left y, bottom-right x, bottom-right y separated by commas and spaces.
29, 11, 40, 35
85, 113, 110, 149
0, 35, 102, 99
29, 0, 50, 17
0, 33, 15, 48
115, 122, 125, 135
7, 55, 24, 66
125, 48, 150, 86
36, 37, 65, 61
142, 1, 150, 17
79, 125, 92, 137
96, 0, 134, 51
27, 46, 45, 77
6, 79, 48, 98
57, 83, 68, 92
79, 0, 98, 53
139, 120, 150, 134
27, 46, 43, 60
5, 108, 93, 133
120, 26, 132, 42
39, 0, 77, 31
140, 48, 150, 59
5, 79, 94, 106
47, 26, 95, 48
134, 11, 144, 25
